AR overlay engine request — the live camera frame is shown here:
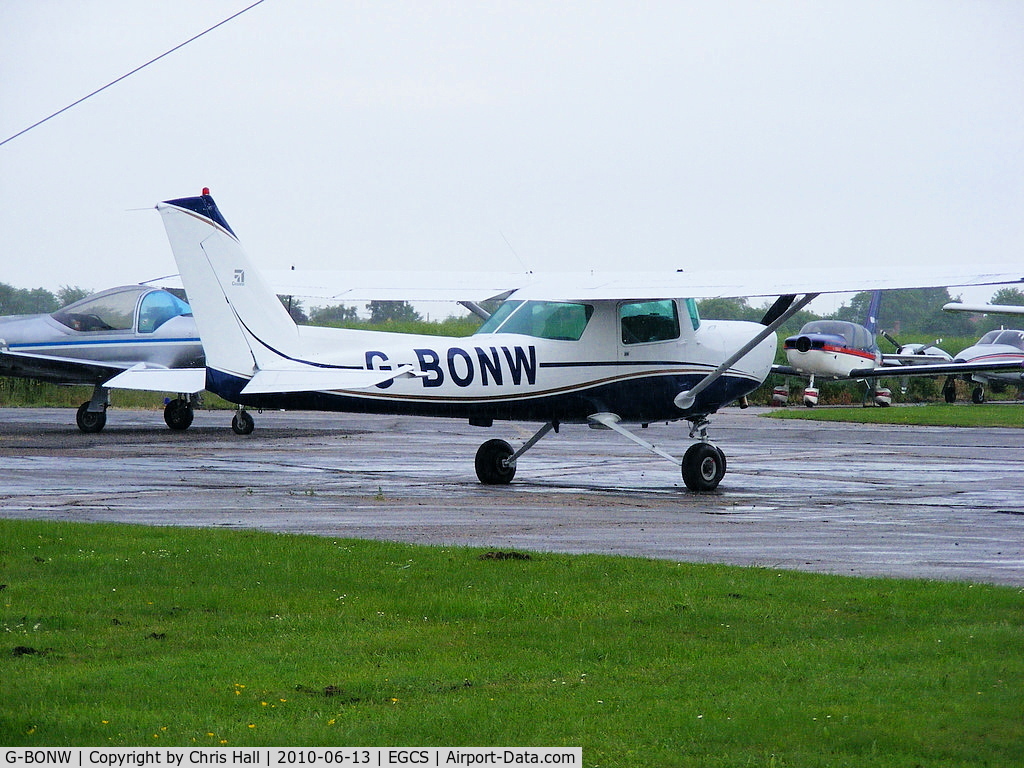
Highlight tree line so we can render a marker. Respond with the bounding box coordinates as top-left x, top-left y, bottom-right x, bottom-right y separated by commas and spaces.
3, 281, 1023, 340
